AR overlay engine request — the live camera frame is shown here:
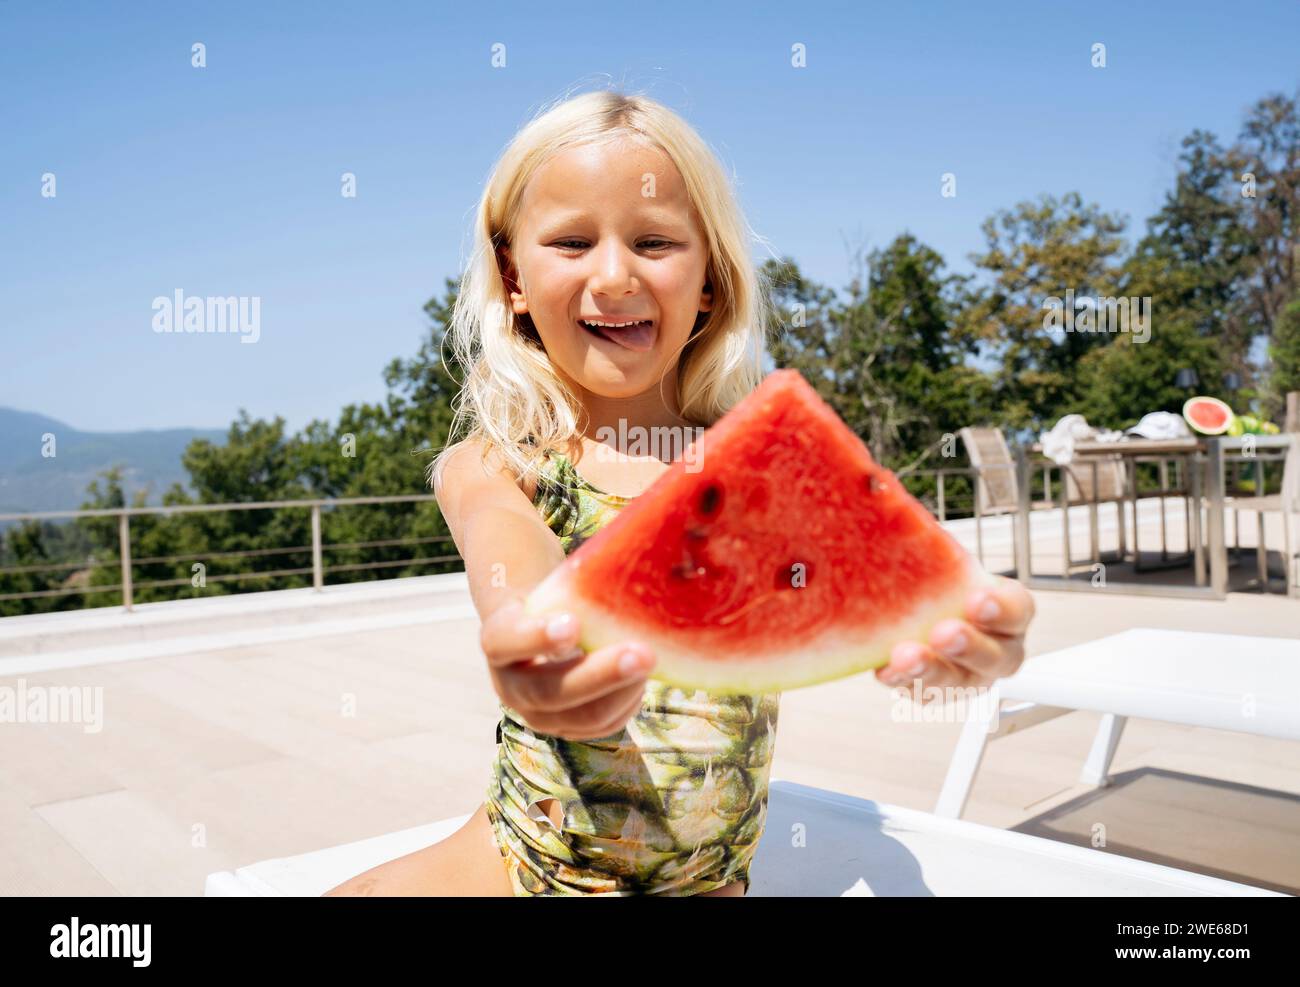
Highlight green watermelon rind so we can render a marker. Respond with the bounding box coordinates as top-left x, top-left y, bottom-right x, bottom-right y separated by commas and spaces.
525, 555, 1002, 695
1182, 396, 1233, 436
